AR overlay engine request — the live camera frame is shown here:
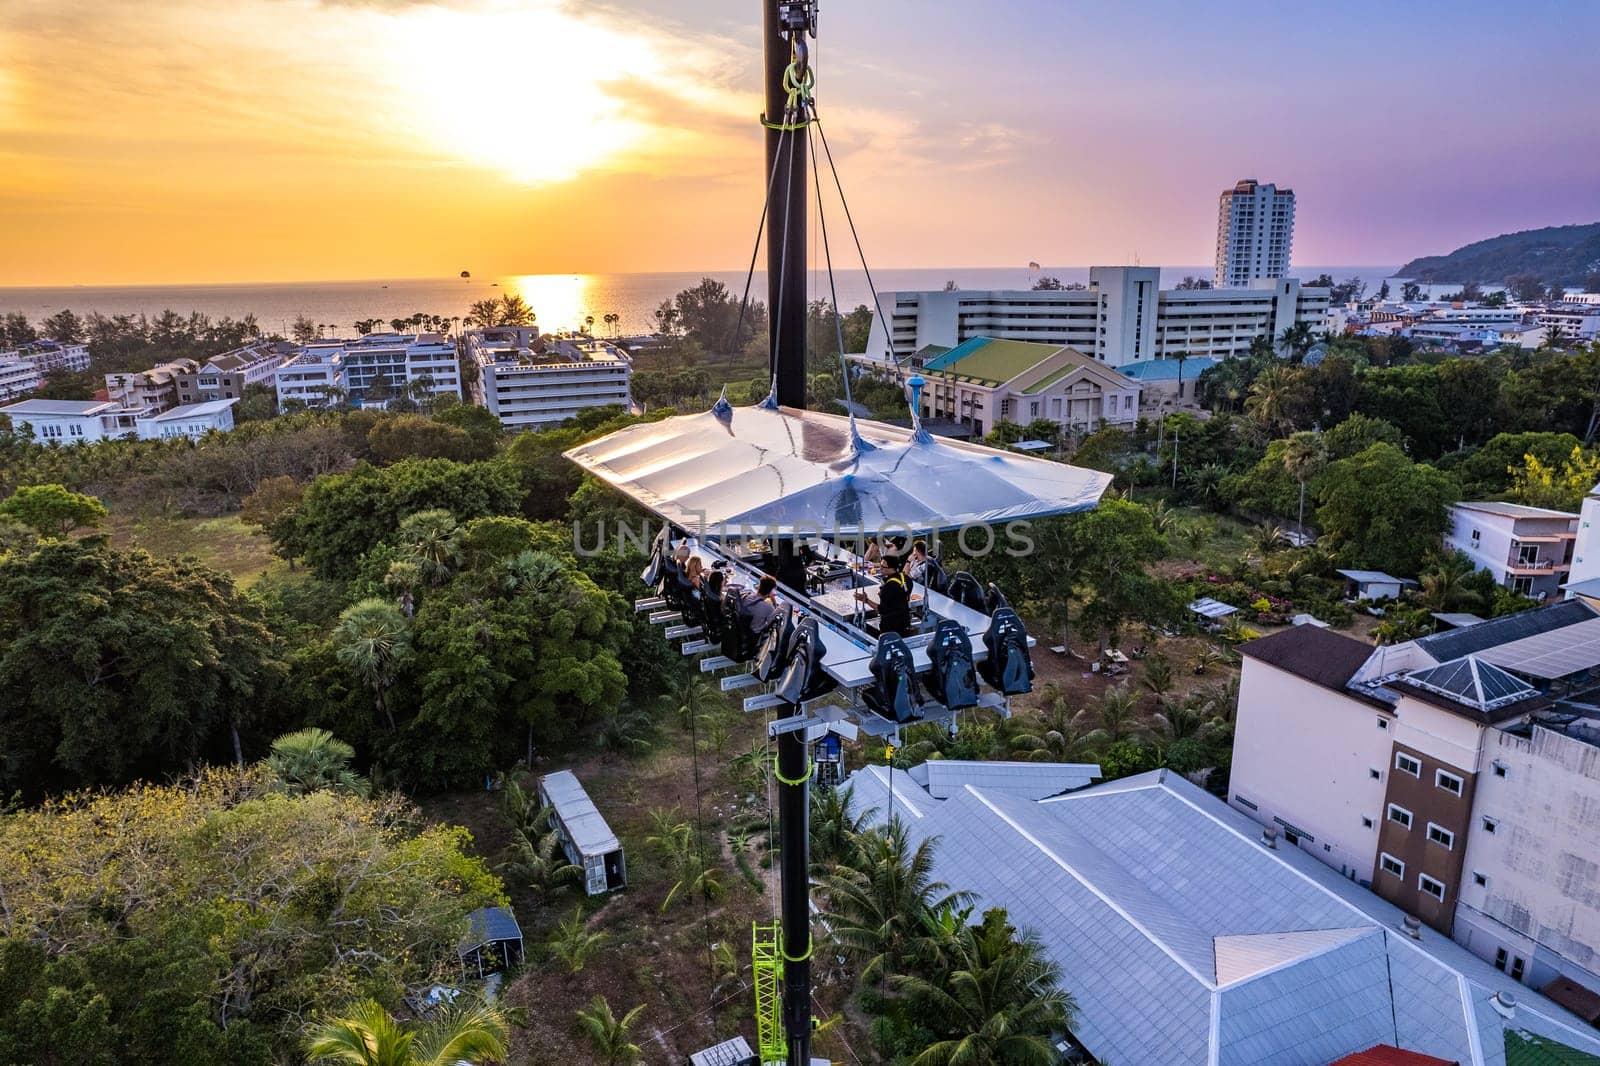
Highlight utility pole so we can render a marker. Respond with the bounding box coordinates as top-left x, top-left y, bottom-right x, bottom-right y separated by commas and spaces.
764, 5, 817, 1065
